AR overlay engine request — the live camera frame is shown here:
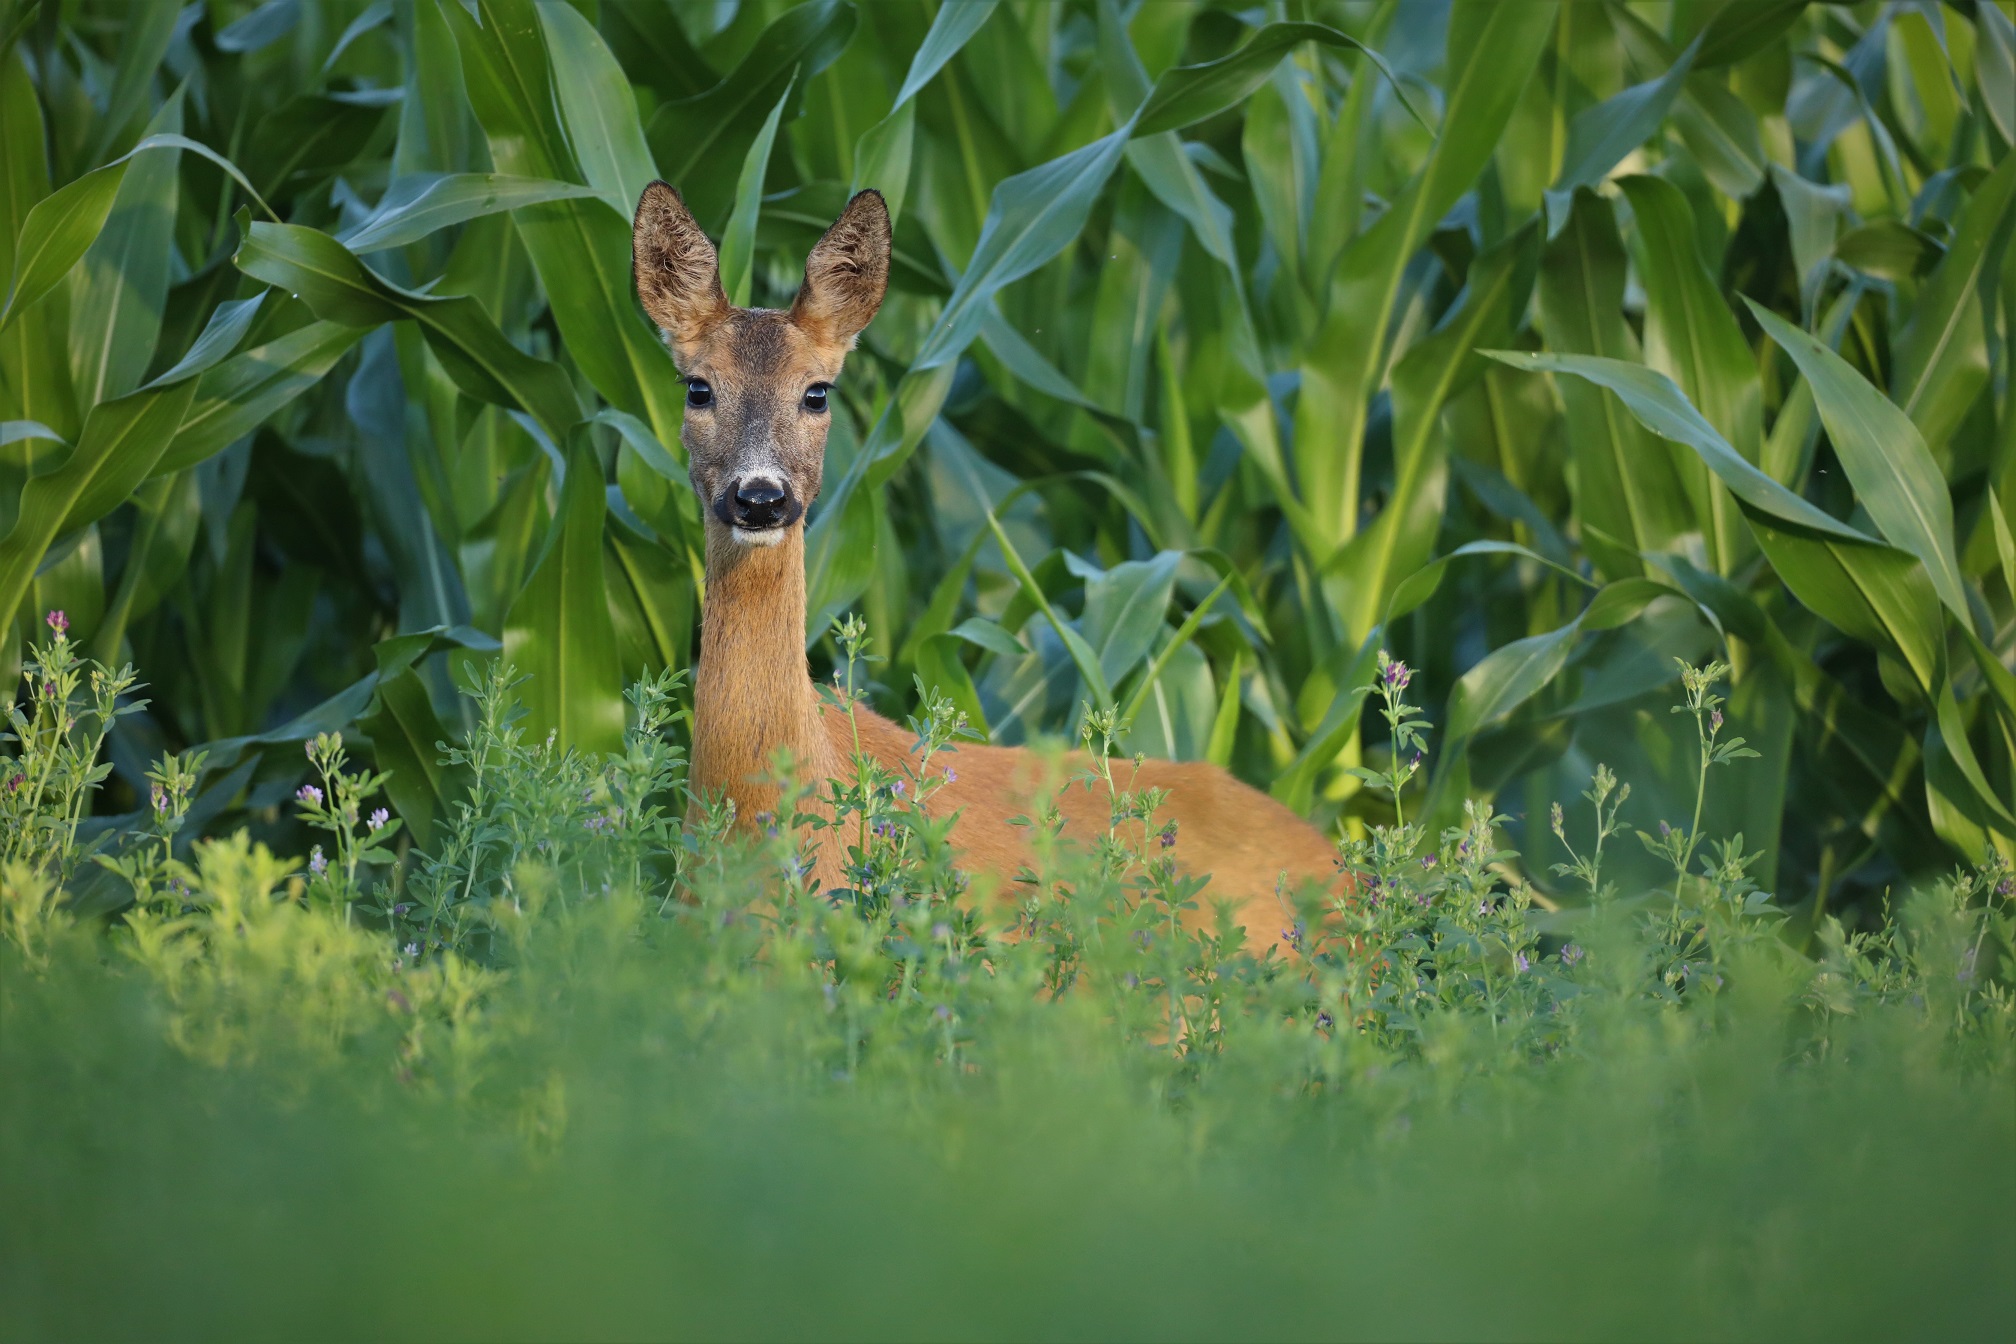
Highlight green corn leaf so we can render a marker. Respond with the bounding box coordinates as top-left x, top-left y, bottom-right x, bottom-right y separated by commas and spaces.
1978, 1, 2015, 142
646, 0, 857, 227
1205, 648, 1243, 769
68, 91, 181, 408
1133, 20, 1425, 138
1079, 550, 1181, 691
1746, 300, 1972, 630
1671, 75, 1766, 200
1546, 35, 1700, 220
0, 419, 66, 449
1695, 0, 1808, 68
1619, 174, 1760, 571
1326, 223, 1537, 644
234, 220, 581, 443
1487, 352, 1873, 544
1536, 188, 1694, 577
503, 436, 625, 755
1384, 540, 1595, 627
982, 512, 1112, 712
719, 72, 796, 309
893, 0, 997, 107
1293, 2, 1555, 555
1446, 617, 1585, 742
159, 318, 365, 476
914, 128, 1133, 370
358, 665, 469, 851
444, 0, 684, 442
1891, 151, 2016, 460
339, 174, 603, 254
1833, 219, 1944, 282
537, 0, 659, 217
605, 511, 694, 681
